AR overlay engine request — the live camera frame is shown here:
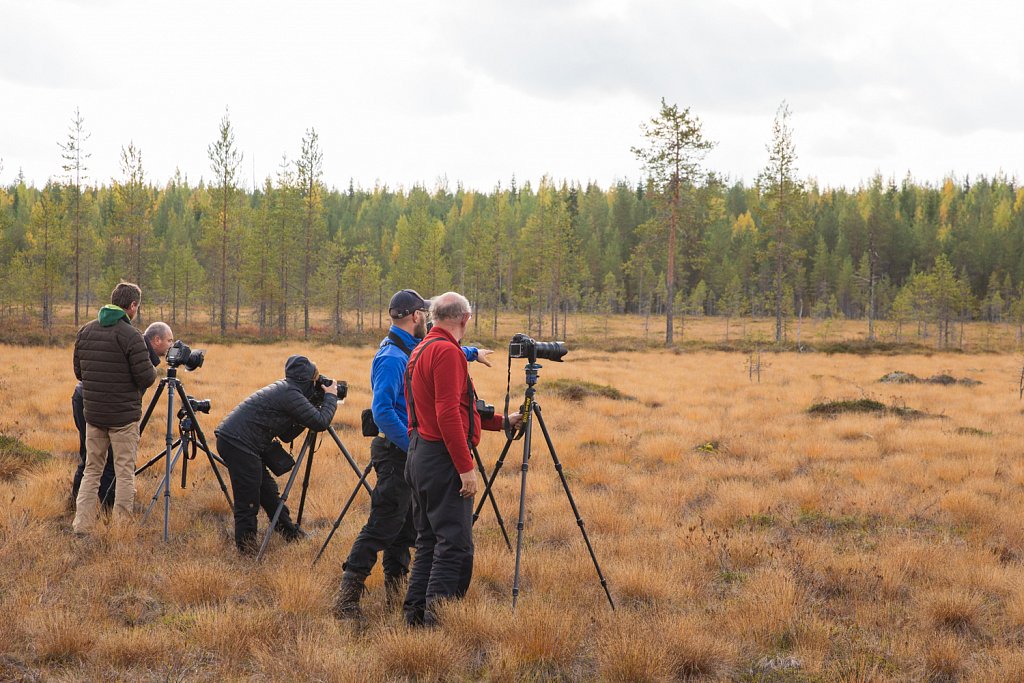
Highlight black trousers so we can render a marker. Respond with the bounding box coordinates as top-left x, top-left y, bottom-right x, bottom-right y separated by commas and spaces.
71, 383, 115, 506
217, 436, 294, 552
403, 432, 474, 625
342, 437, 417, 580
